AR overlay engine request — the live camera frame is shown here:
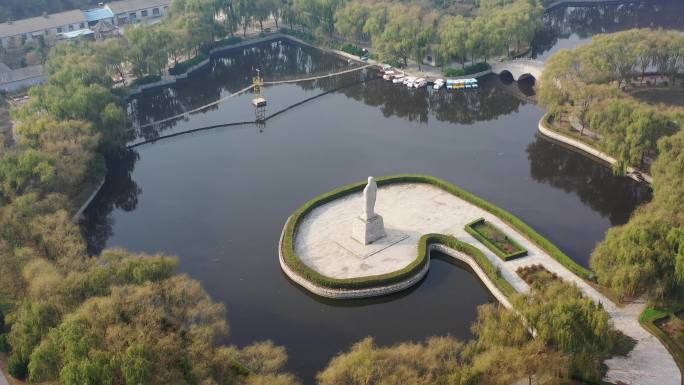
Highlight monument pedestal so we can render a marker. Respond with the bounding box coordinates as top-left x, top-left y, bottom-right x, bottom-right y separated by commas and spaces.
351, 214, 386, 245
